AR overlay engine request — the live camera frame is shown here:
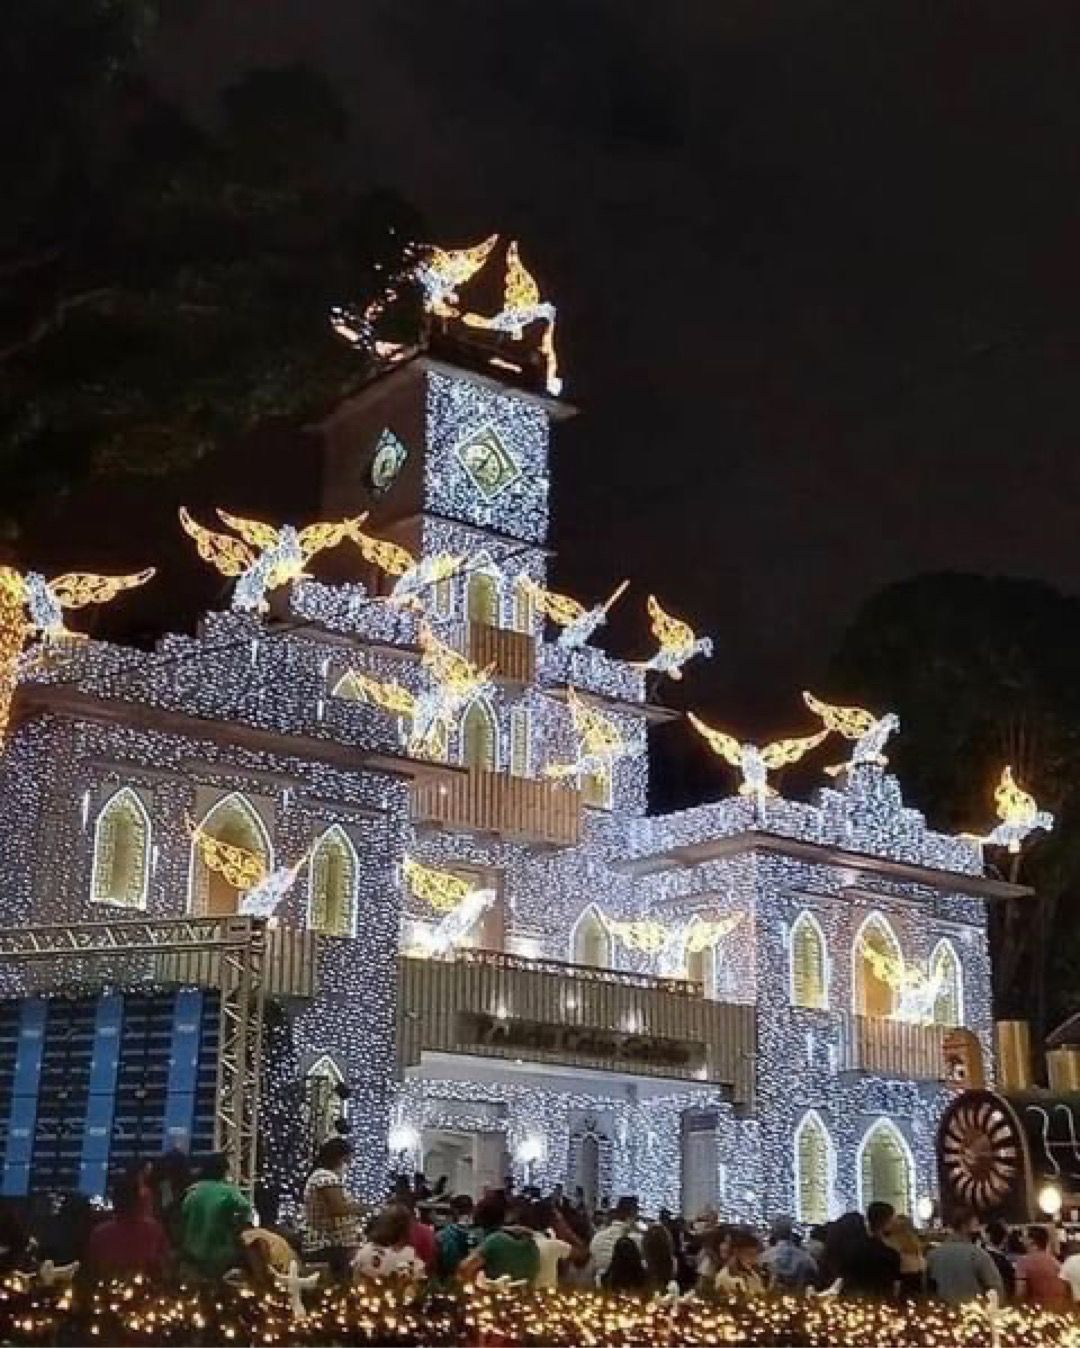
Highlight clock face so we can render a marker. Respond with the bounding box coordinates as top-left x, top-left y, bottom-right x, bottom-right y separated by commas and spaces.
369, 430, 407, 495
454, 424, 521, 501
